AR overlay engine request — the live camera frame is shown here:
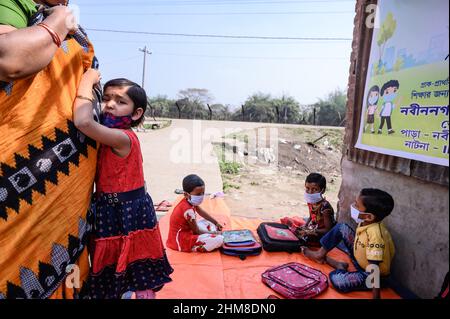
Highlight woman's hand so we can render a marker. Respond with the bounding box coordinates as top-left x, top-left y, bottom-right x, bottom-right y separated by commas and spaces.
0, 2, 81, 81
45, 5, 78, 35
